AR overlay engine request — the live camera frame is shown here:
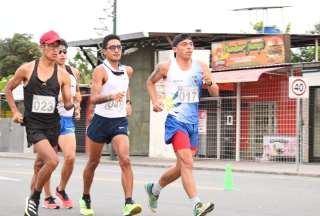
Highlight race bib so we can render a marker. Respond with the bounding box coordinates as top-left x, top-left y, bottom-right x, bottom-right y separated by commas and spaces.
105, 98, 125, 111
177, 86, 199, 103
32, 95, 56, 113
